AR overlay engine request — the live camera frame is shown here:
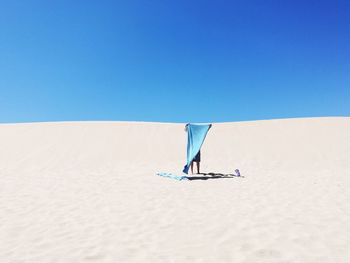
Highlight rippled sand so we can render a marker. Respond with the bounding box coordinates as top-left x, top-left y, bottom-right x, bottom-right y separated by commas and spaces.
1, 117, 350, 262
